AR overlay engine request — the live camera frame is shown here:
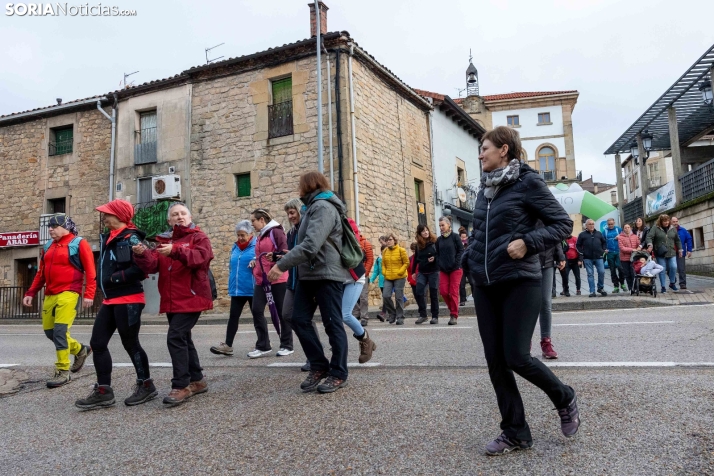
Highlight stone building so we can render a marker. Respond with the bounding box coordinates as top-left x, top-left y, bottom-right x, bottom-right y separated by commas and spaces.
0, 2, 434, 313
